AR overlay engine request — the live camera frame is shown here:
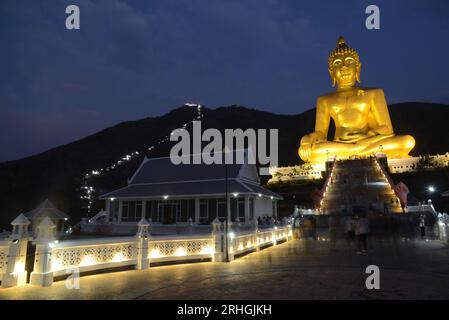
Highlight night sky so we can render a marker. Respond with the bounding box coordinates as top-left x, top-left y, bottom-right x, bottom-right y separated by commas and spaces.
1, 0, 449, 162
